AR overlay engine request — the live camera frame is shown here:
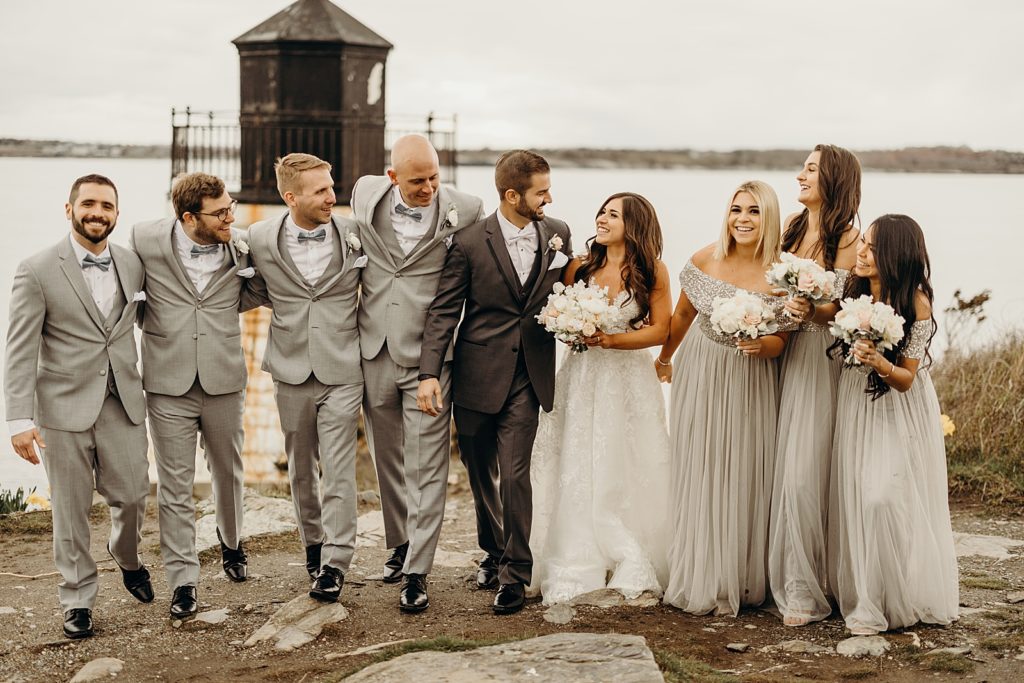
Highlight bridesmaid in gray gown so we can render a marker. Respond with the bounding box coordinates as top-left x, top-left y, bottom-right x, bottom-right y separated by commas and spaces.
768, 144, 862, 626
826, 214, 958, 635
655, 181, 795, 616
